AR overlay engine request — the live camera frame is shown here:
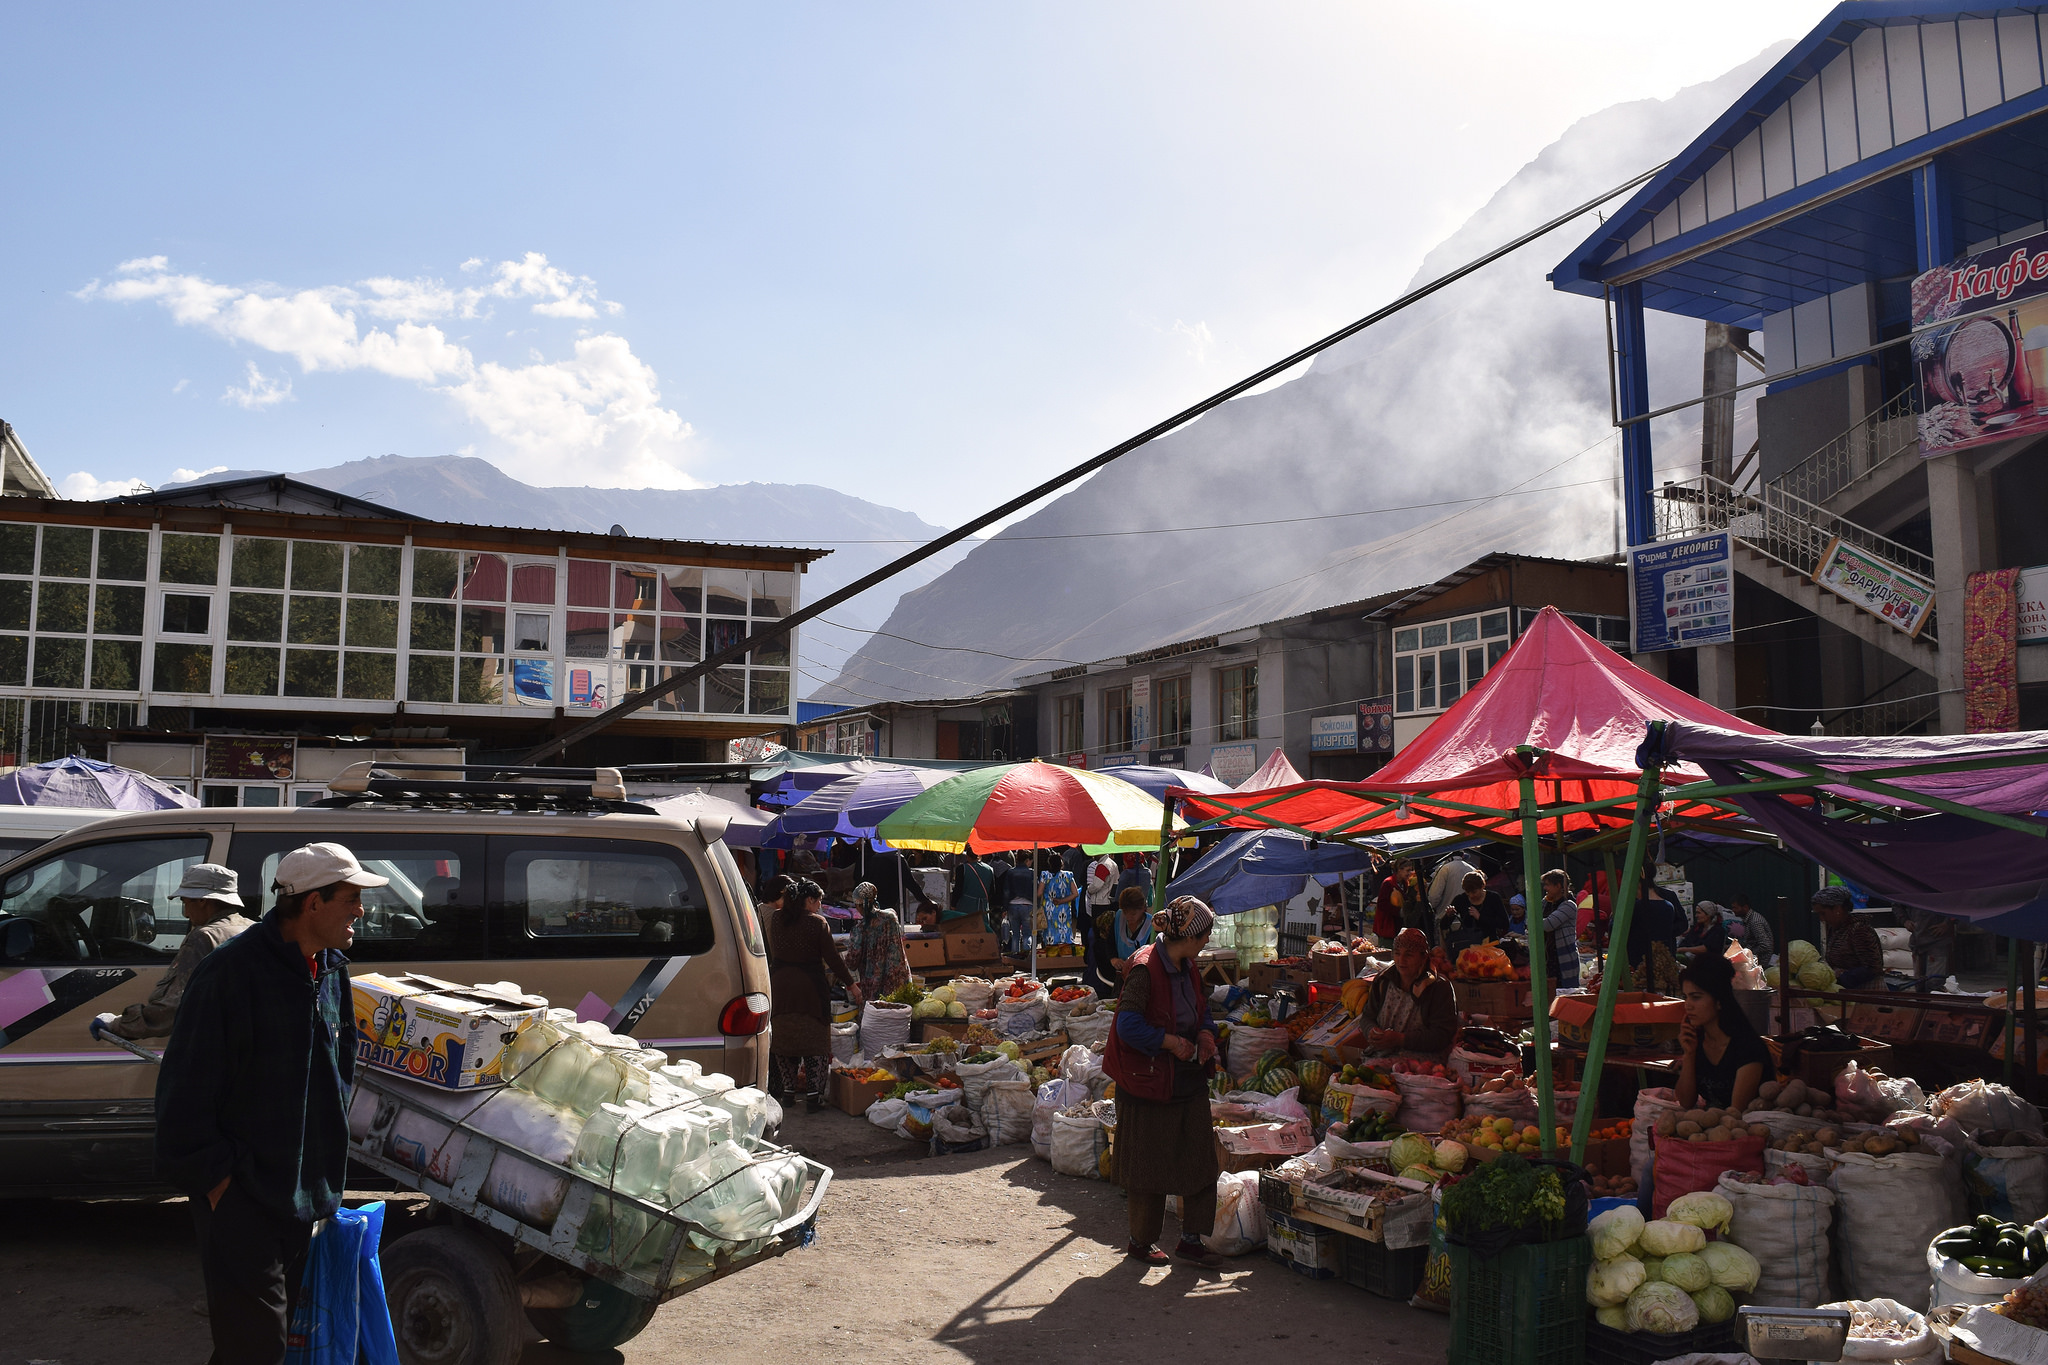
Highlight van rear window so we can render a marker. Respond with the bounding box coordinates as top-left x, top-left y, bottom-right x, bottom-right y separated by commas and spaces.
495, 840, 714, 957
